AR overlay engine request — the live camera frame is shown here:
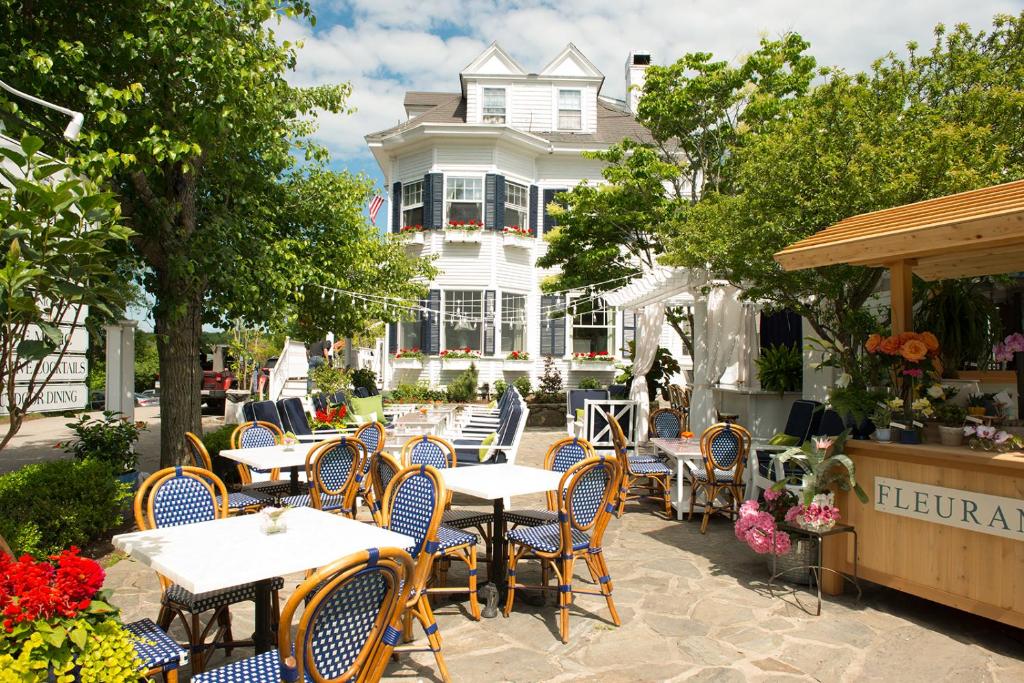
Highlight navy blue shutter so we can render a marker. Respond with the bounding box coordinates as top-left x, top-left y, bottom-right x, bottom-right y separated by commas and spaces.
542, 188, 567, 234
540, 294, 566, 356
622, 310, 636, 358
423, 173, 443, 228
391, 181, 402, 233
528, 185, 539, 236
422, 290, 441, 354
484, 290, 496, 355
485, 174, 505, 229
388, 322, 398, 353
